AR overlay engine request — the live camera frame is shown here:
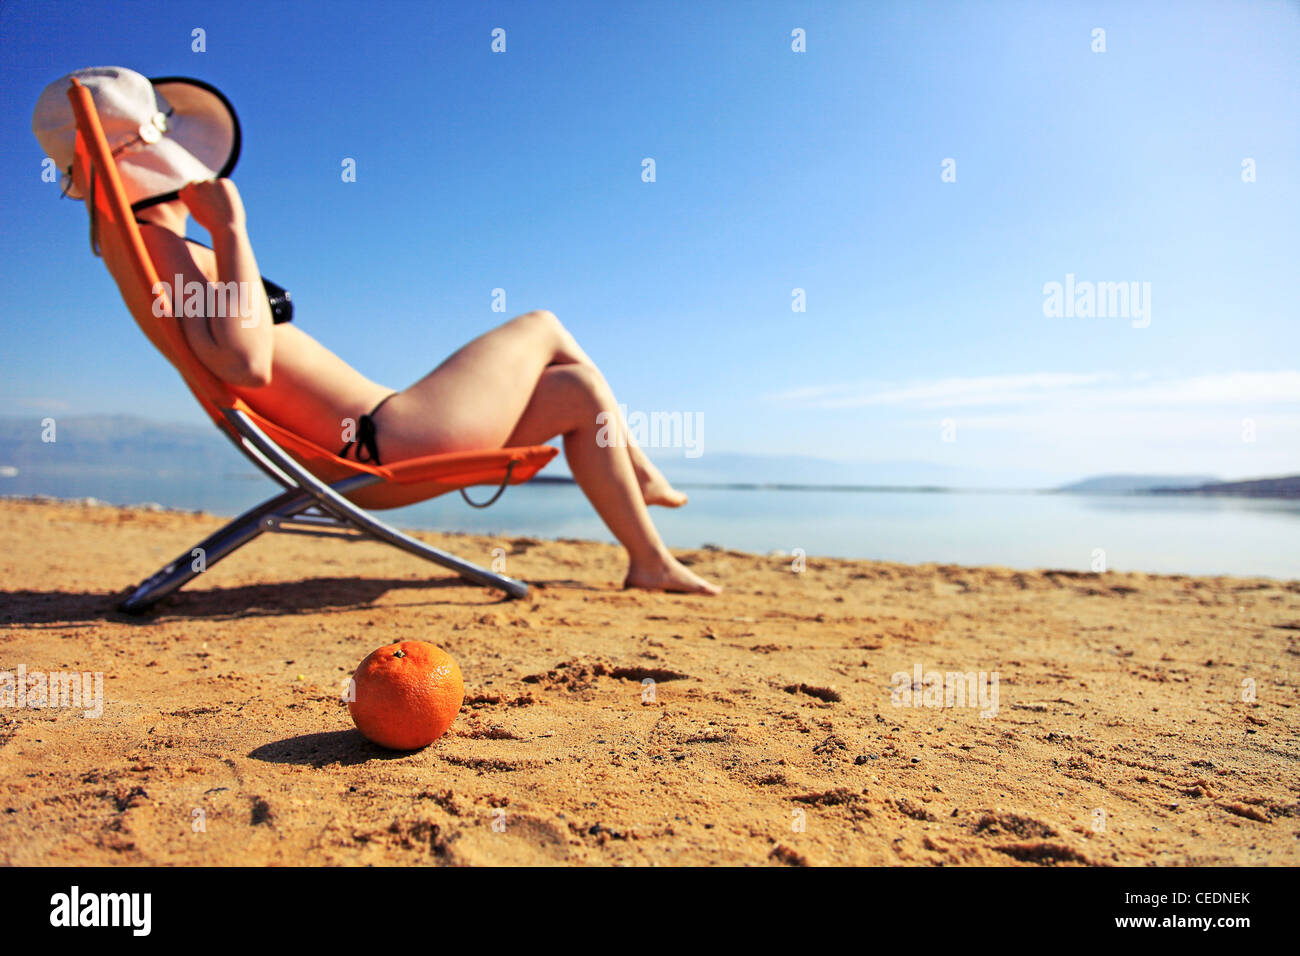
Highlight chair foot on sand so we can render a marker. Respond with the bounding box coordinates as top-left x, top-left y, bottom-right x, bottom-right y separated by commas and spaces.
120, 477, 530, 613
